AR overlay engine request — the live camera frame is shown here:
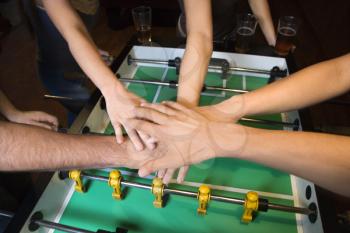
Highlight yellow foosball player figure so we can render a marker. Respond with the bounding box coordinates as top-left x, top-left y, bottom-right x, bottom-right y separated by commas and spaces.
69, 170, 85, 193
152, 178, 165, 208
109, 170, 123, 200
128, 54, 350, 198
242, 191, 259, 223
197, 185, 211, 215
